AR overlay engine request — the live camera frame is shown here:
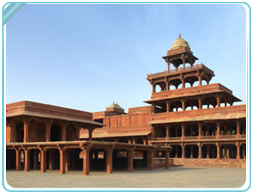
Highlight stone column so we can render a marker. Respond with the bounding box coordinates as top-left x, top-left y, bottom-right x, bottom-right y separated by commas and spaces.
198, 123, 202, 139
23, 118, 29, 143
82, 148, 90, 175
59, 147, 66, 174
198, 143, 202, 159
198, 75, 202, 86
166, 101, 170, 112
216, 122, 220, 138
181, 124, 185, 140
165, 151, 169, 169
24, 149, 30, 171
181, 79, 185, 88
15, 149, 21, 171
152, 84, 155, 93
216, 95, 221, 108
45, 120, 52, 142
106, 148, 113, 174
181, 100, 185, 111
127, 150, 134, 172
237, 142, 240, 160
61, 123, 67, 142
147, 150, 154, 170
40, 148, 46, 172
181, 144, 185, 158
198, 98, 202, 109
236, 120, 241, 138
166, 125, 169, 140
216, 143, 220, 159
88, 128, 93, 141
